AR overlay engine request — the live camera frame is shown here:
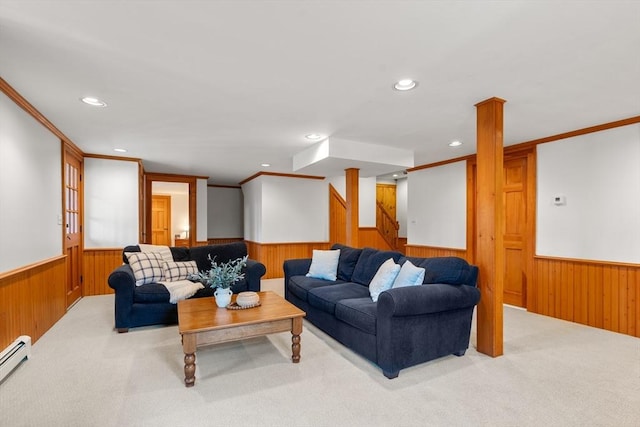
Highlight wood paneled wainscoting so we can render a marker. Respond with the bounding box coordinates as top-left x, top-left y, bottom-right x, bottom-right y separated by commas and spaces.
0, 256, 67, 349
208, 238, 244, 245
530, 257, 639, 338
245, 241, 331, 279
358, 228, 393, 251
405, 245, 469, 261
82, 249, 123, 296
